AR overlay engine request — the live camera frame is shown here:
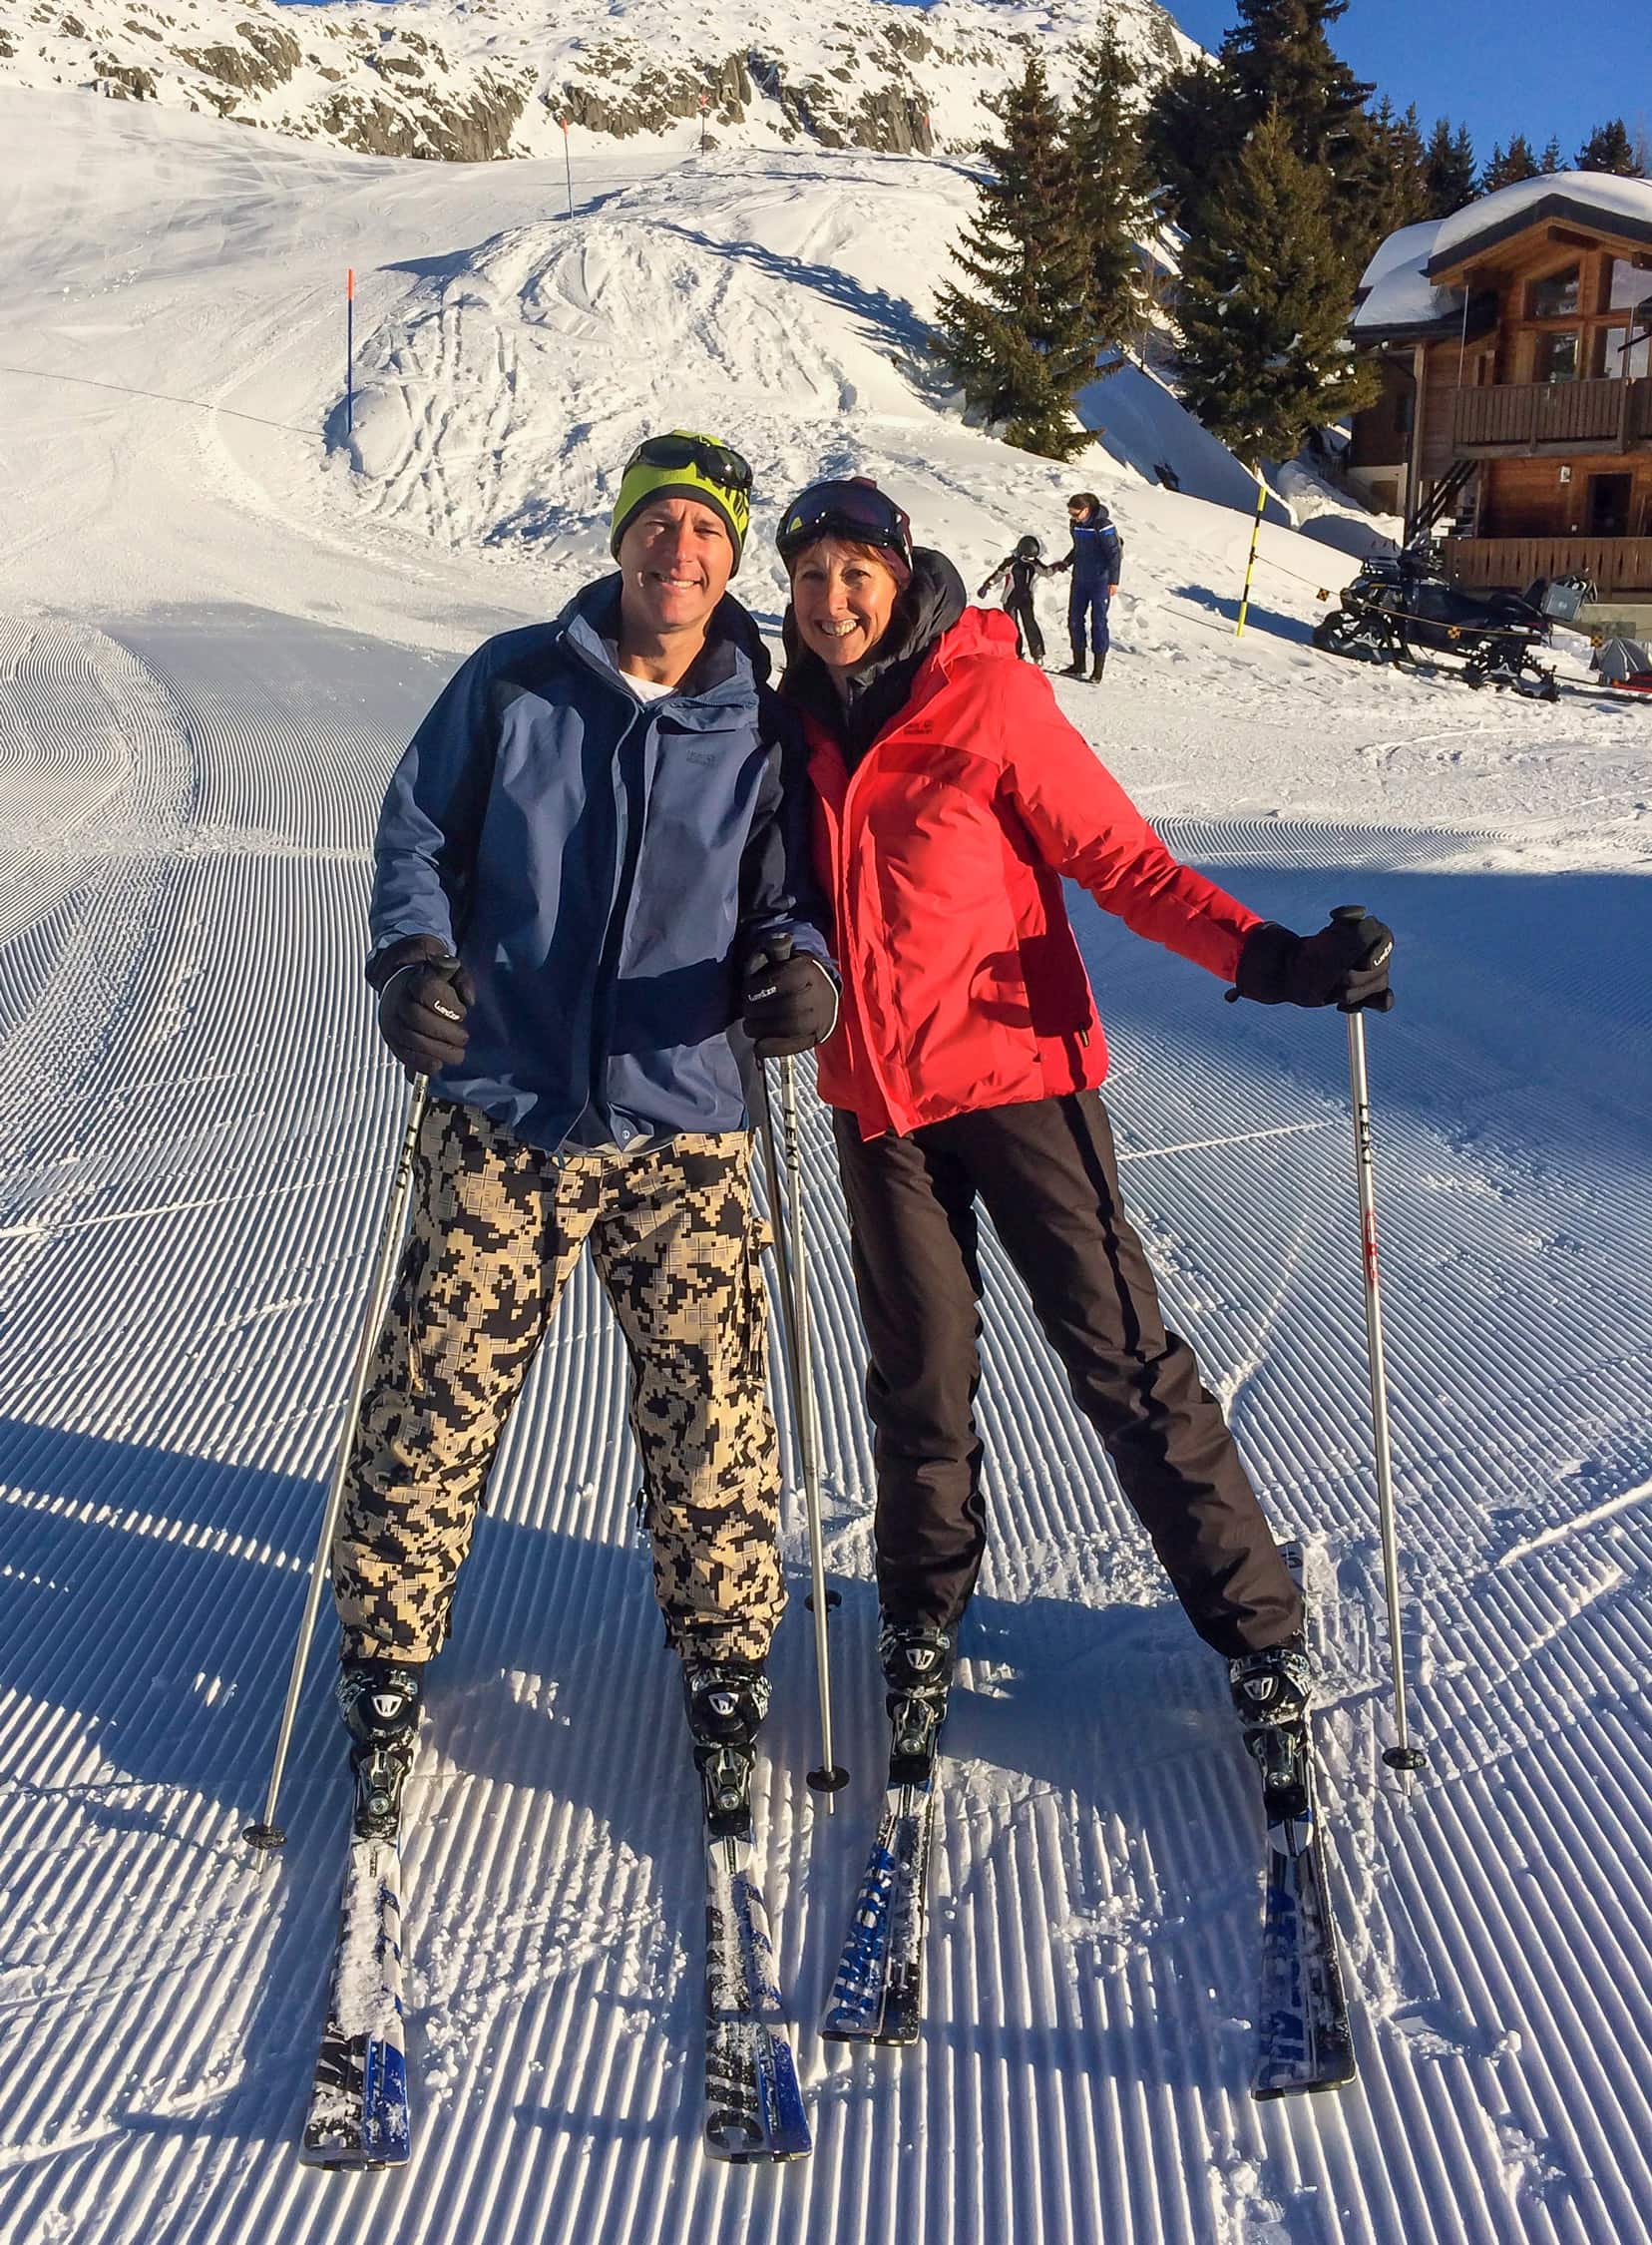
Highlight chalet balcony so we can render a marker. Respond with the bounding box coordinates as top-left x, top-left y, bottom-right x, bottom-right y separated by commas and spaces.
1452, 377, 1652, 453
1441, 535, 1652, 601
